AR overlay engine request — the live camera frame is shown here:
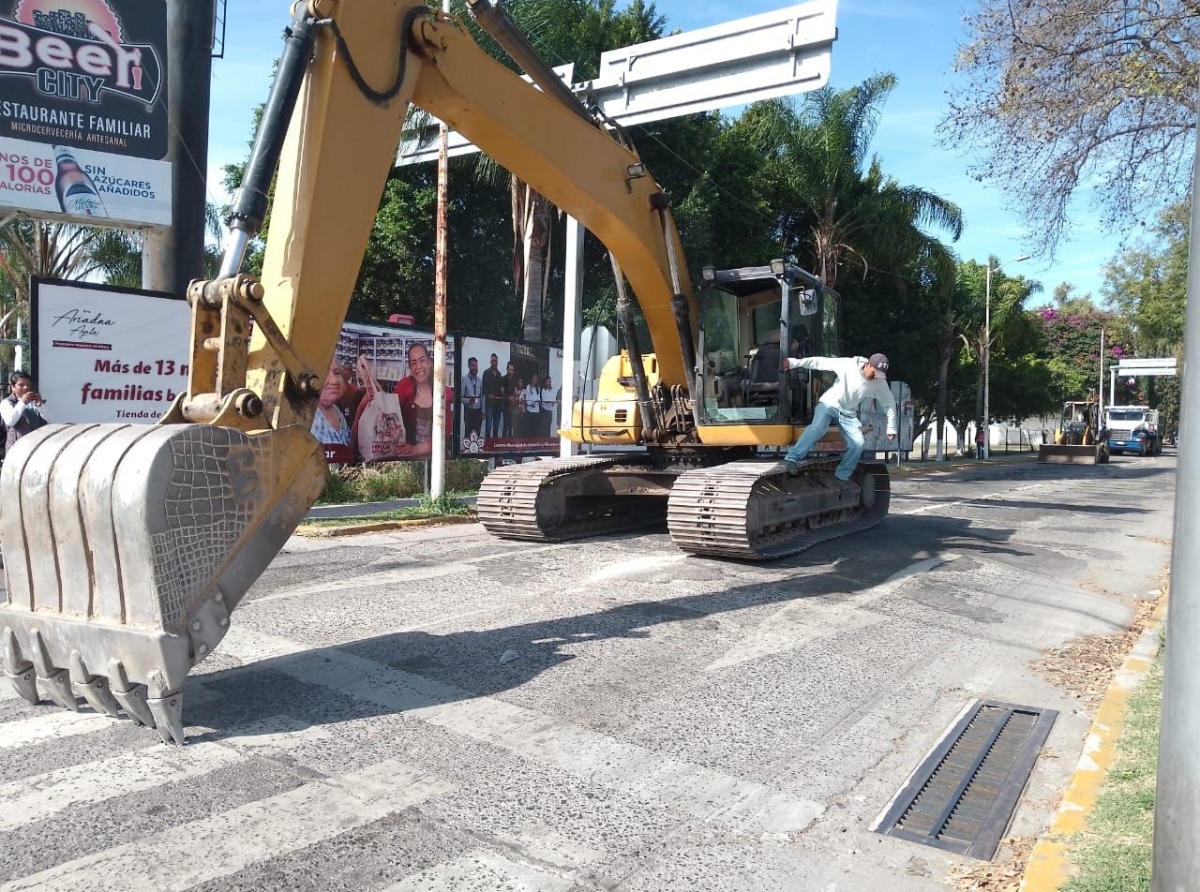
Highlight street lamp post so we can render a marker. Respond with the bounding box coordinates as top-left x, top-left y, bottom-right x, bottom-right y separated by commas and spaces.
983, 254, 1030, 460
